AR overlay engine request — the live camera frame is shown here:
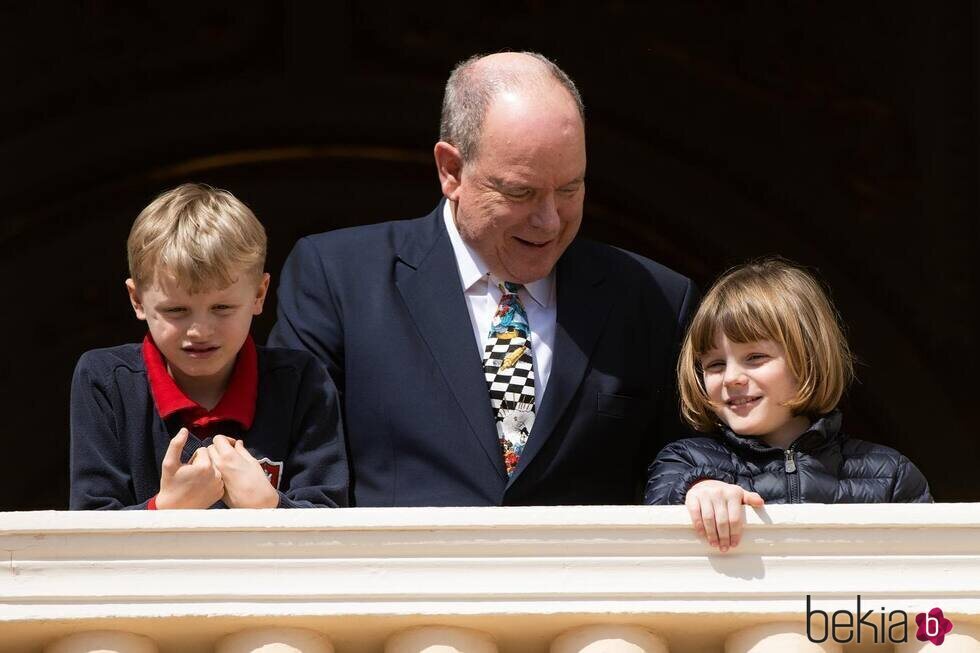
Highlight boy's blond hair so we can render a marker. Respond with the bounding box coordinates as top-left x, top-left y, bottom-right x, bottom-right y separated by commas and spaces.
127, 183, 266, 293
678, 258, 854, 432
